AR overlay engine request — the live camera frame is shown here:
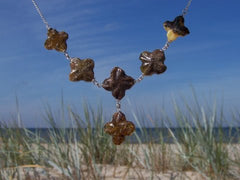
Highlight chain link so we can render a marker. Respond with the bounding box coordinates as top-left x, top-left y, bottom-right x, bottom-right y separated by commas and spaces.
31, 0, 50, 30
